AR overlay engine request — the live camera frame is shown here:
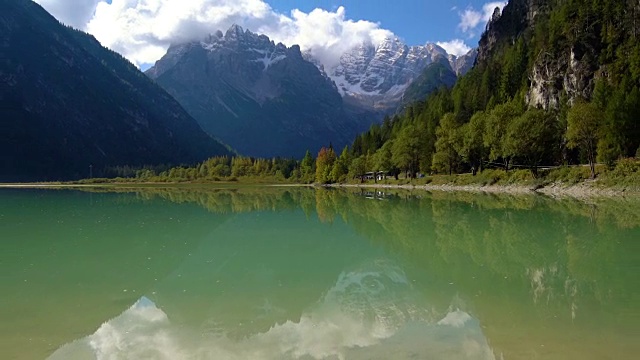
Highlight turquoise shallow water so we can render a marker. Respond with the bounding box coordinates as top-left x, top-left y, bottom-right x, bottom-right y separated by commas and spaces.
0, 187, 638, 359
